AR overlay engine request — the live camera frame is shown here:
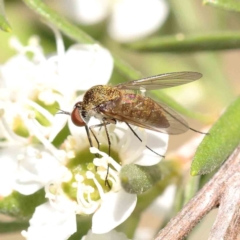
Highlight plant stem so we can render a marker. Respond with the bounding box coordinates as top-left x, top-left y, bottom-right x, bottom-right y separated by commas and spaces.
127, 32, 240, 52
